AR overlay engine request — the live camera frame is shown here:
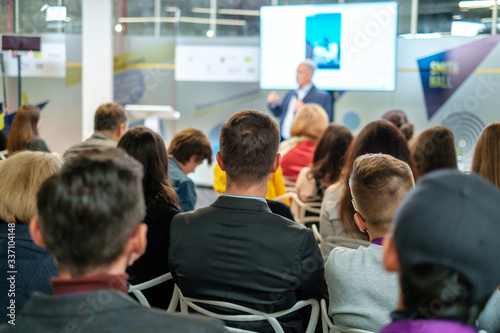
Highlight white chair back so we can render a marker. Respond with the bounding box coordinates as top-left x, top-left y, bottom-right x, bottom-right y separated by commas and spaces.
0, 150, 7, 161
179, 290, 319, 333
128, 272, 179, 313
274, 192, 322, 226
